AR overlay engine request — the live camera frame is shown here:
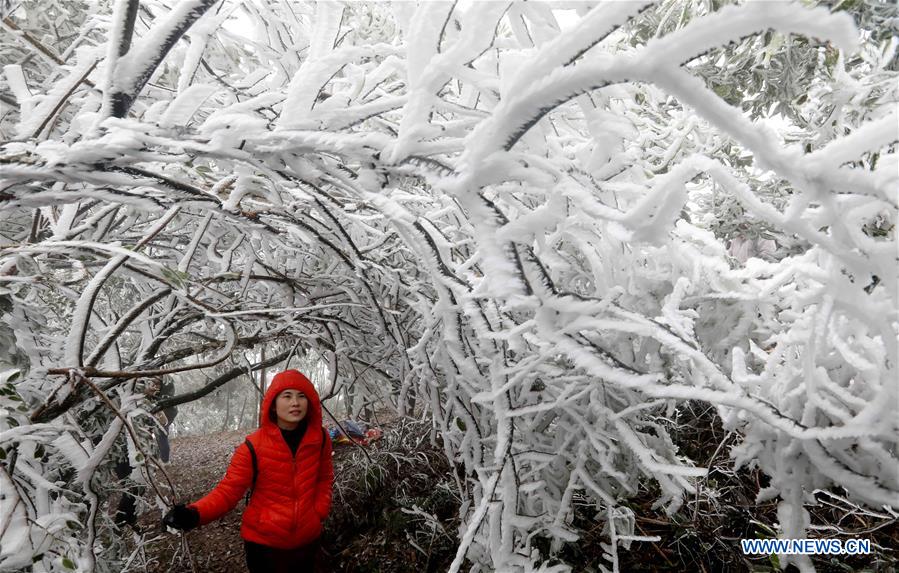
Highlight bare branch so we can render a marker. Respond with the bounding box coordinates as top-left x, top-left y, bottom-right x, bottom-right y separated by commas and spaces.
151, 348, 291, 413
